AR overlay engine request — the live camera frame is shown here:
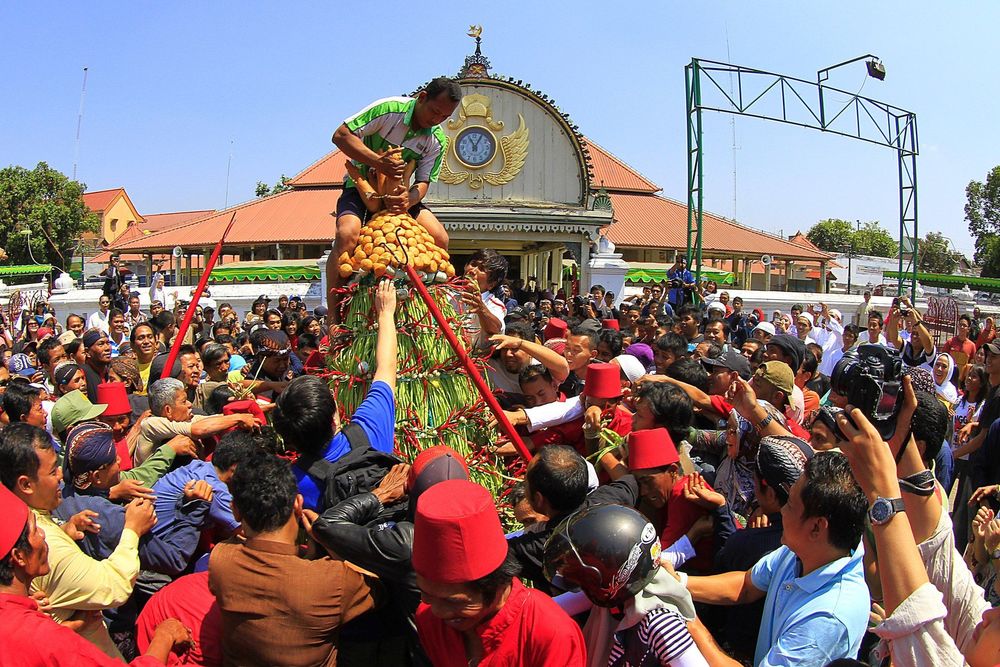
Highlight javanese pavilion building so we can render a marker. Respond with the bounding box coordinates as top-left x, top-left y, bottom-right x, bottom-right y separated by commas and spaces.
108, 37, 832, 293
